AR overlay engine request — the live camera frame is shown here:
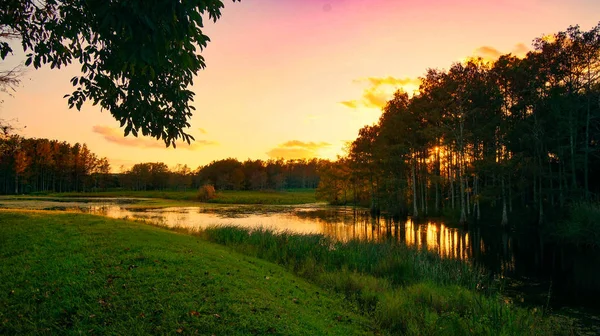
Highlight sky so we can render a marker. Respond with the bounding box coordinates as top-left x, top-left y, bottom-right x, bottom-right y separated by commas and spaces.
1, 0, 600, 172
